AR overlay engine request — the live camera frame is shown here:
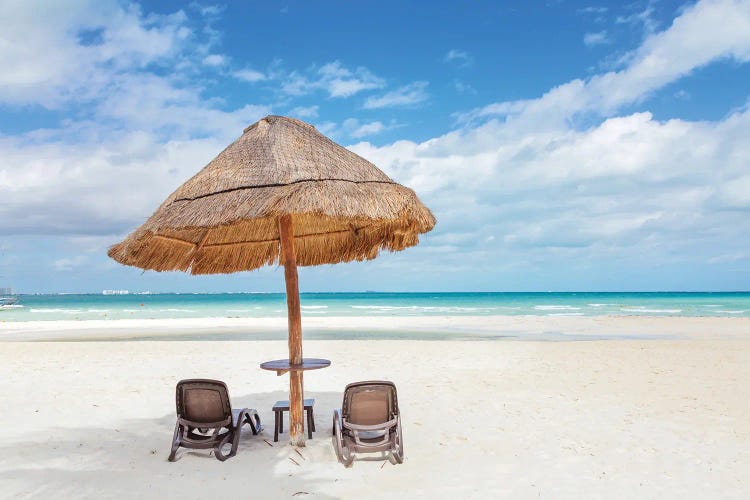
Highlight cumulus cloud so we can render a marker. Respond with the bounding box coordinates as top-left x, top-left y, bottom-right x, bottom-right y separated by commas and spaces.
1, 0, 750, 291
280, 61, 385, 98
364, 81, 429, 109
458, 0, 750, 126
0, 0, 270, 236
288, 105, 319, 119
54, 256, 89, 272
350, 105, 750, 281
578, 6, 608, 15
583, 31, 609, 46
312, 119, 395, 140
232, 68, 267, 82
345, 0, 750, 282
202, 54, 226, 66
444, 49, 473, 66
343, 119, 386, 138
0, 0, 189, 108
